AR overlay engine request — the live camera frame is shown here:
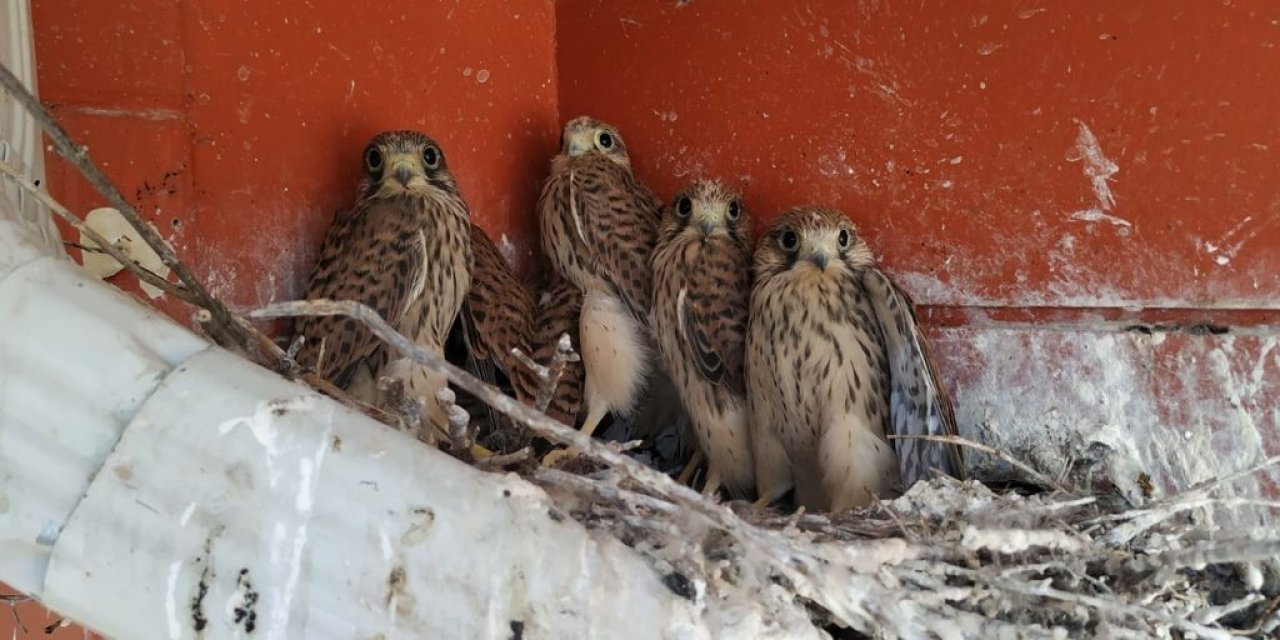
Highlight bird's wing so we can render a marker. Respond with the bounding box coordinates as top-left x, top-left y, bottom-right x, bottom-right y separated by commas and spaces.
294, 198, 424, 389
464, 224, 535, 387
677, 240, 751, 395
861, 268, 966, 487
532, 274, 585, 426
450, 224, 536, 448
573, 158, 660, 321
